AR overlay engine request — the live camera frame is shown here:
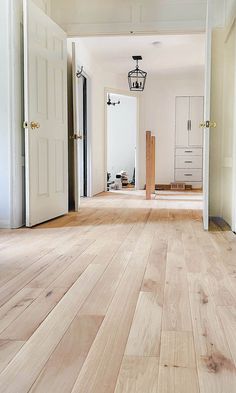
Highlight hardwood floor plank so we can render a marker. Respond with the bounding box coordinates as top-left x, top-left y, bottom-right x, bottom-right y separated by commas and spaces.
141, 236, 167, 295
1, 191, 236, 393
29, 315, 104, 393
49, 253, 96, 289
188, 273, 236, 393
158, 365, 199, 393
0, 251, 65, 308
0, 287, 42, 335
162, 237, 192, 332
0, 264, 105, 393
217, 306, 236, 365
70, 219, 154, 393
0, 340, 25, 374
80, 209, 148, 315
0, 287, 67, 340
160, 331, 196, 368
27, 240, 94, 288
114, 356, 159, 393
125, 291, 162, 357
